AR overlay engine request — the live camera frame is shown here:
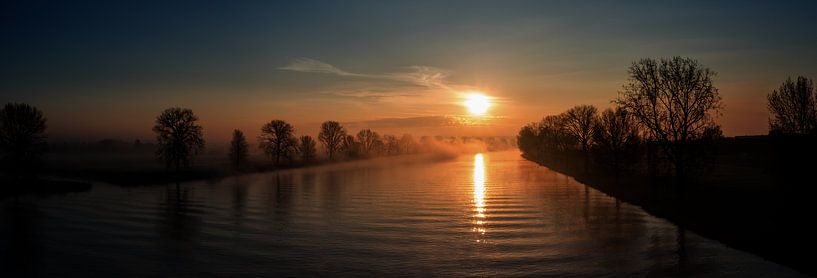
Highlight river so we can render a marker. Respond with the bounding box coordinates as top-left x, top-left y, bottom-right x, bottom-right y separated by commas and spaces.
0, 151, 804, 277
